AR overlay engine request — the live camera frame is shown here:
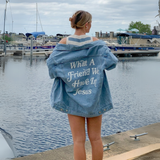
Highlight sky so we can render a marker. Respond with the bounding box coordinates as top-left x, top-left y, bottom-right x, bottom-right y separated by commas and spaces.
0, 0, 159, 36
